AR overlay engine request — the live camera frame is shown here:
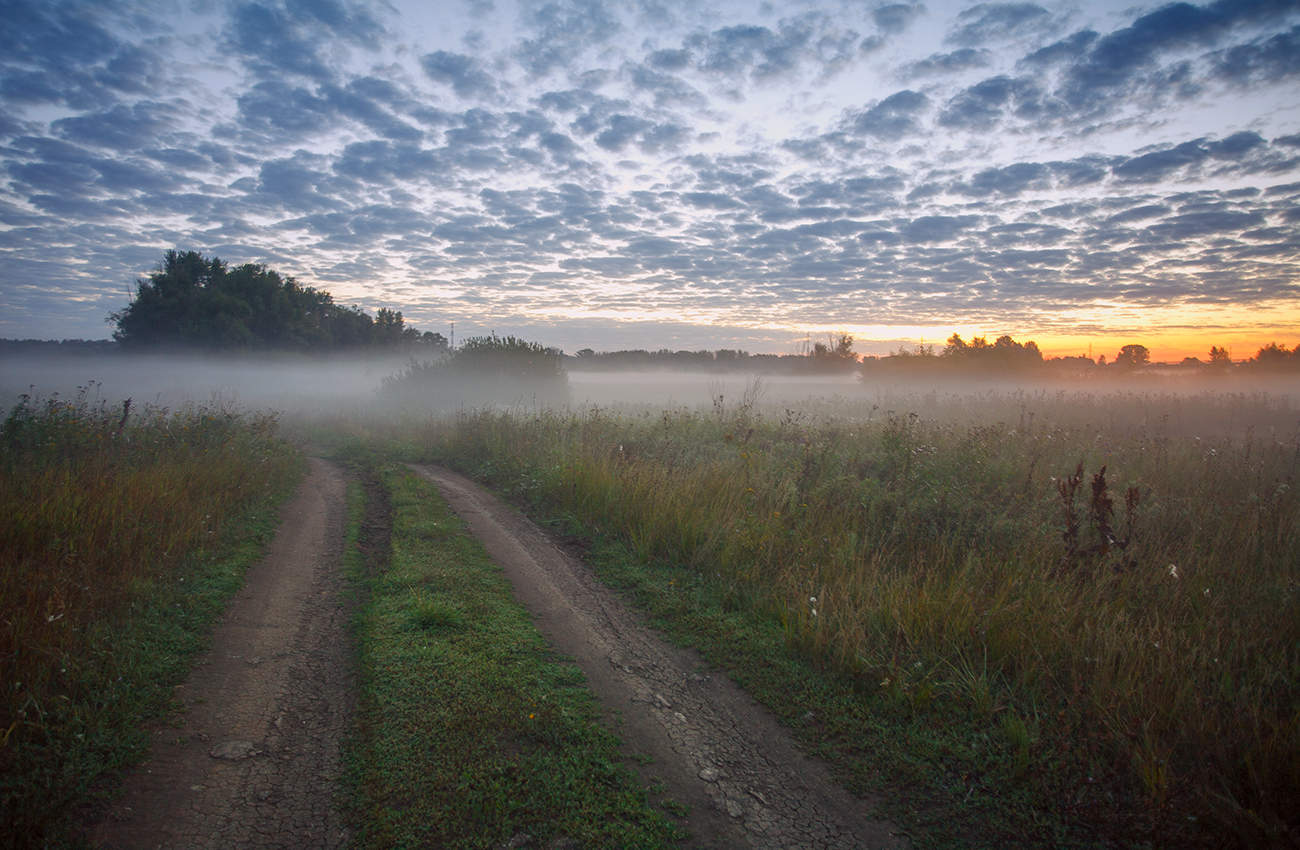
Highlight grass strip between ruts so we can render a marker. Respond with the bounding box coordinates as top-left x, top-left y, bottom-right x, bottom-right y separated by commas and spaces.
343, 465, 684, 849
